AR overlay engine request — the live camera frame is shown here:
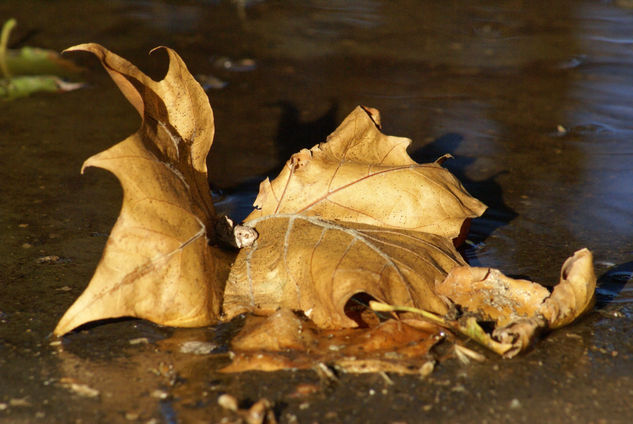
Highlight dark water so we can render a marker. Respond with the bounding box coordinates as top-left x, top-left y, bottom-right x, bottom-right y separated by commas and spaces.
1, 1, 633, 422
